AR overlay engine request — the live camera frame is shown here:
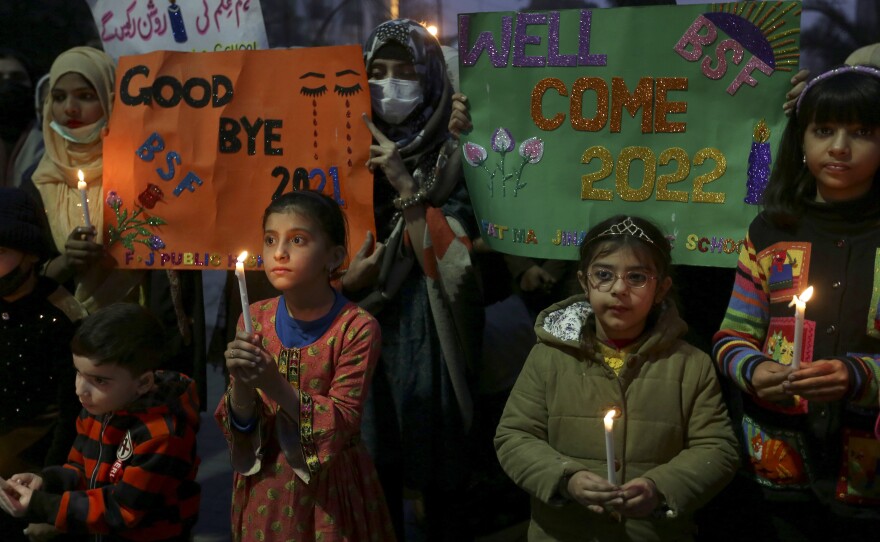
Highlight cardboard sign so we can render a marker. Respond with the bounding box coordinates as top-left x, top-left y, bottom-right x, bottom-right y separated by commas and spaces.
102, 47, 374, 270
87, 0, 269, 61
459, 2, 801, 267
